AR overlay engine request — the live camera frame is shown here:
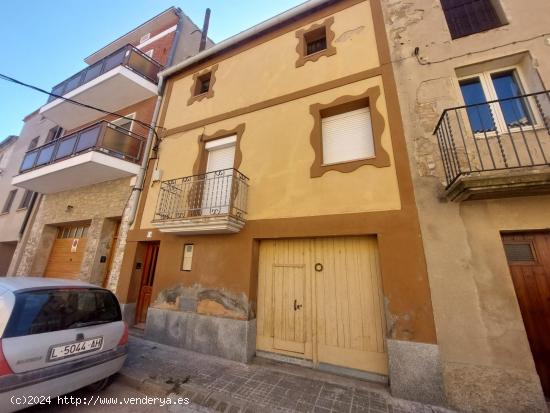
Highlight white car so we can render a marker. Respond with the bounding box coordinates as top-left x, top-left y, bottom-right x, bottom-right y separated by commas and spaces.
0, 277, 128, 412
